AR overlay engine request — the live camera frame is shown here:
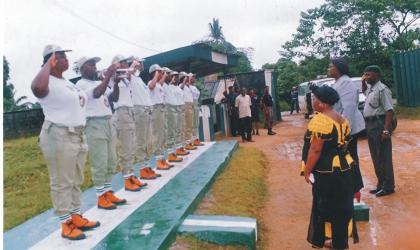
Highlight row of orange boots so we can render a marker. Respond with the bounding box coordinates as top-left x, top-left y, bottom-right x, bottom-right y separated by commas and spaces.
62, 141, 204, 240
